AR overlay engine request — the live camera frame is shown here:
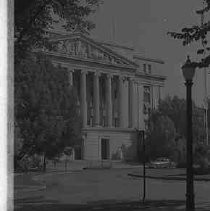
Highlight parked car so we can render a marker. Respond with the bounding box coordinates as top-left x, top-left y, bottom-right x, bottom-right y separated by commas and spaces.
148, 157, 176, 169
